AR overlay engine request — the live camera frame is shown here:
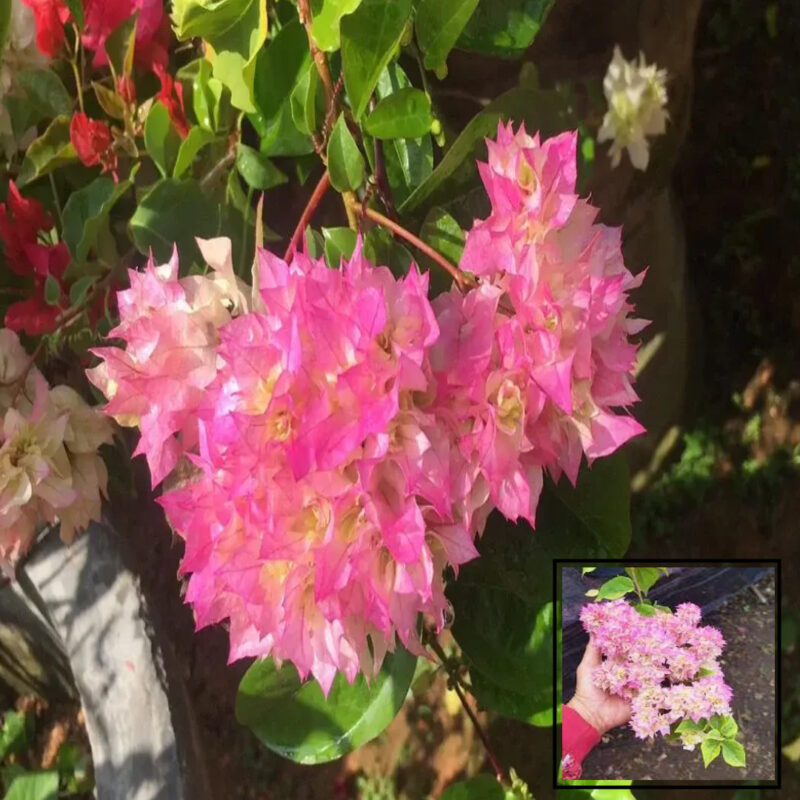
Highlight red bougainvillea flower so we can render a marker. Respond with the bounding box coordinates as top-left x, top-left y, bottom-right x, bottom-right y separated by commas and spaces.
82, 0, 168, 69
0, 182, 69, 336
20, 0, 71, 57
70, 112, 118, 178
153, 63, 190, 138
